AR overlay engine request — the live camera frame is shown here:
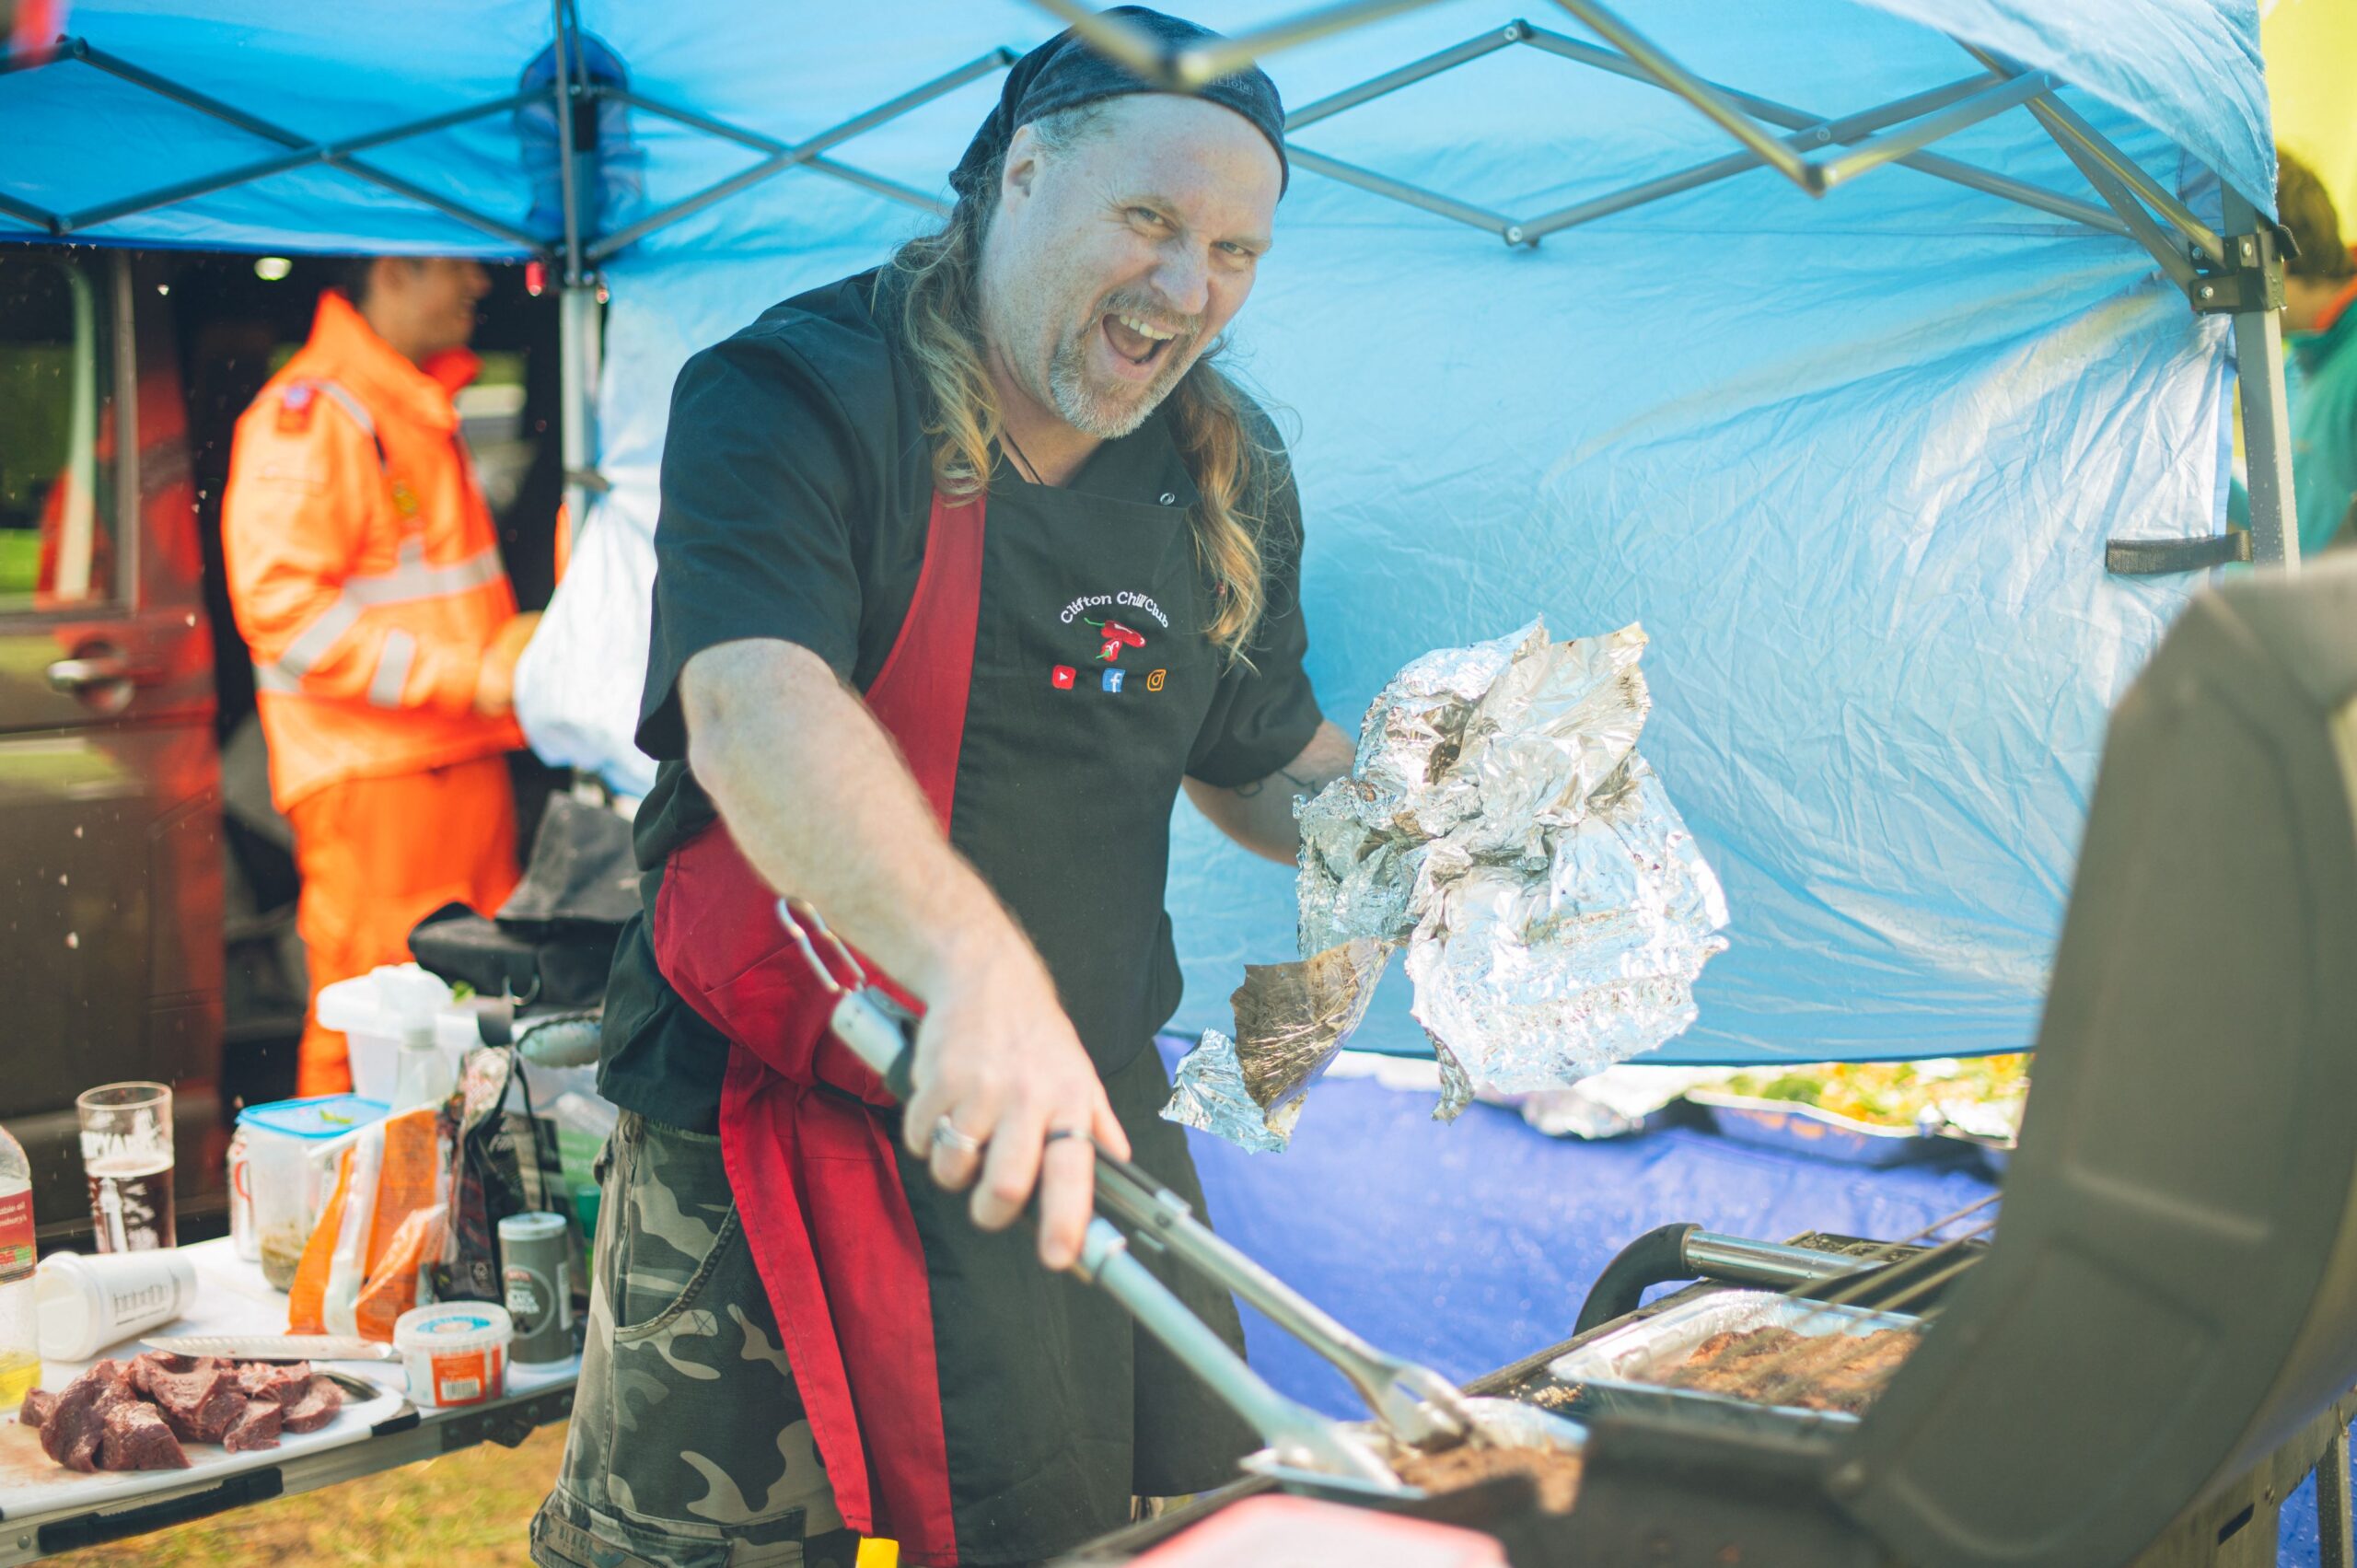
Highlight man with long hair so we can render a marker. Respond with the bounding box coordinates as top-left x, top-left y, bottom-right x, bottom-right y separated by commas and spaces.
536, 12, 1353, 1567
